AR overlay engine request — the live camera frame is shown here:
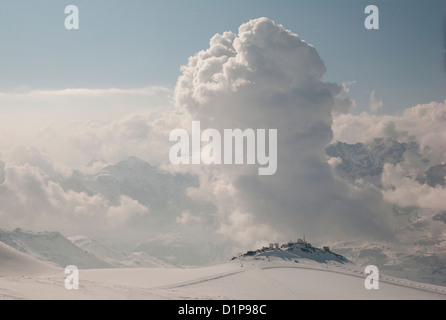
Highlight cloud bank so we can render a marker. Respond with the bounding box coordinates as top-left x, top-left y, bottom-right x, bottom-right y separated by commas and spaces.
332, 100, 446, 240
333, 100, 446, 166
0, 147, 149, 242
